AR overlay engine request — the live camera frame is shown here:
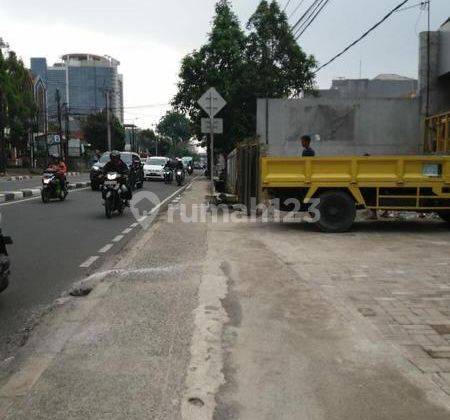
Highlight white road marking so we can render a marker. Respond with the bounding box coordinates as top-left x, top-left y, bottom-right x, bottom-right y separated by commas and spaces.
99, 244, 114, 254
130, 223, 139, 228
112, 235, 124, 243
79, 256, 99, 268
122, 228, 133, 234
0, 187, 91, 207
137, 177, 199, 224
